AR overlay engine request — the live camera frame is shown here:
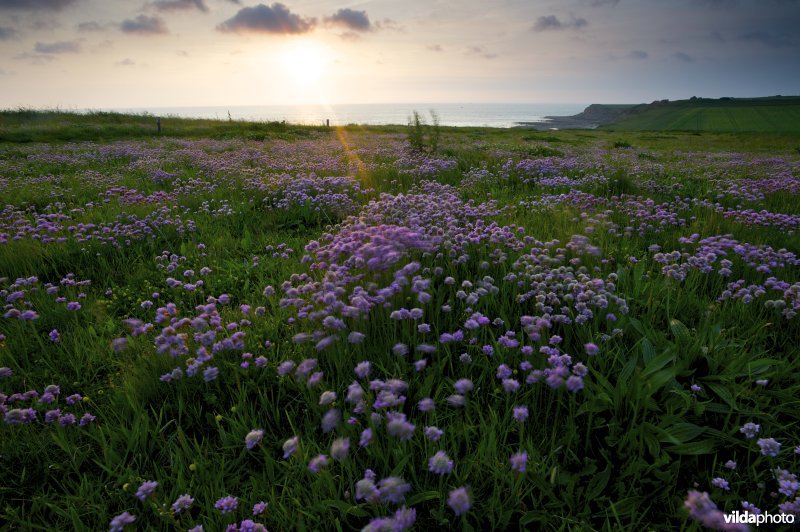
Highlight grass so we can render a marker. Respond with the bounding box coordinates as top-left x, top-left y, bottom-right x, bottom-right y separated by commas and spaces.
0, 111, 799, 531
603, 96, 800, 133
